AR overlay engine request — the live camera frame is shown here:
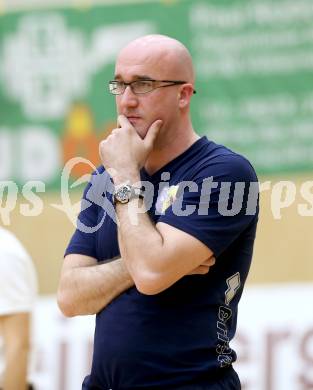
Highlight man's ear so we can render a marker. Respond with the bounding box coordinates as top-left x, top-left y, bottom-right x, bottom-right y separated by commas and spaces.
178, 84, 194, 108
